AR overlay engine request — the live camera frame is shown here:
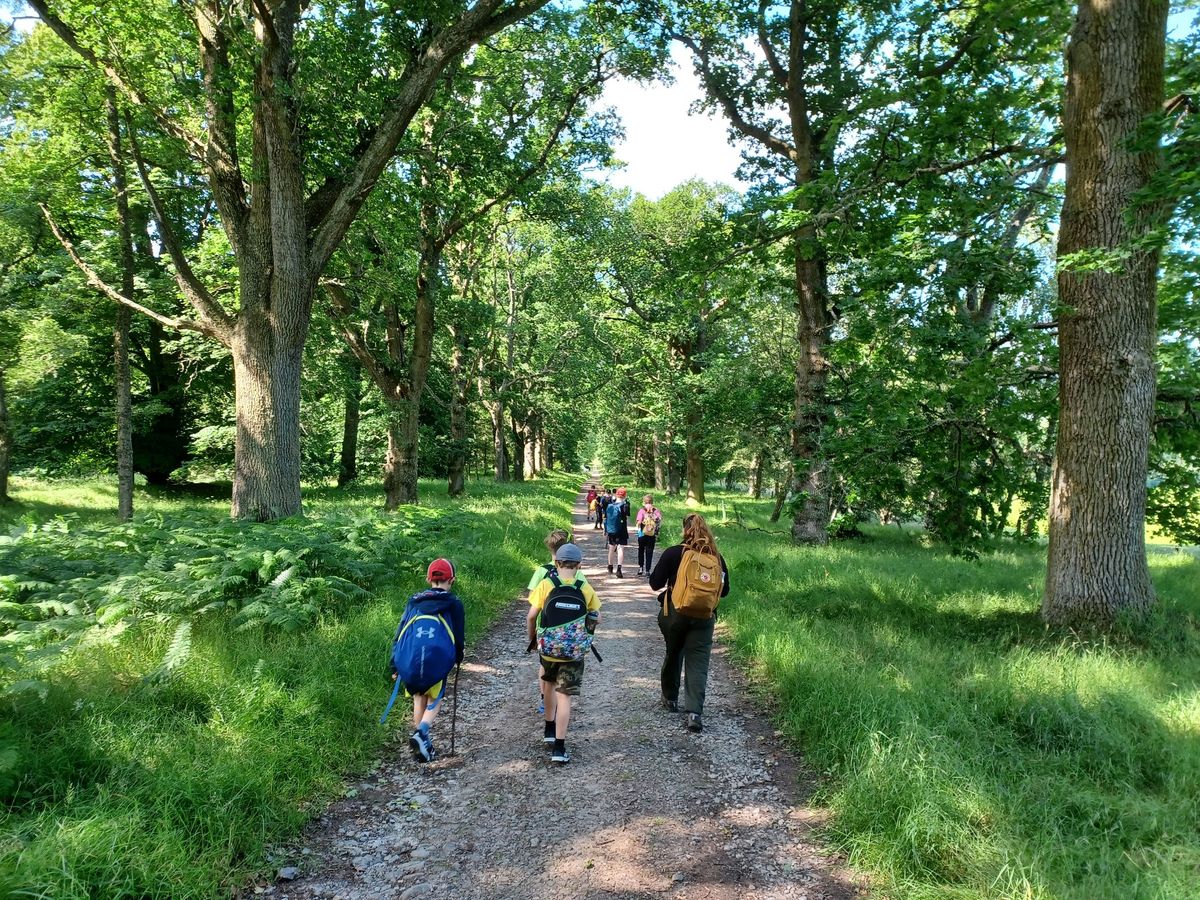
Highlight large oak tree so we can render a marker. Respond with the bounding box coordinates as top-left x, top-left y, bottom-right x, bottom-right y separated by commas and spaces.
31, 0, 551, 520
1043, 0, 1170, 625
